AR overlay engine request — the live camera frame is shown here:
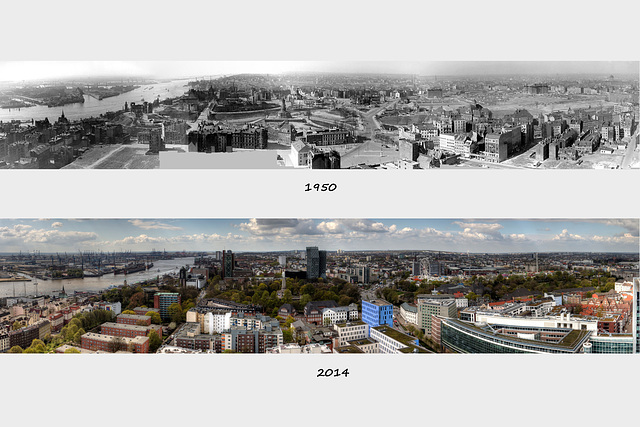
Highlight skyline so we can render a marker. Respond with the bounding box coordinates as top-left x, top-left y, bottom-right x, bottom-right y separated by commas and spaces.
1, 61, 638, 83
0, 218, 637, 253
